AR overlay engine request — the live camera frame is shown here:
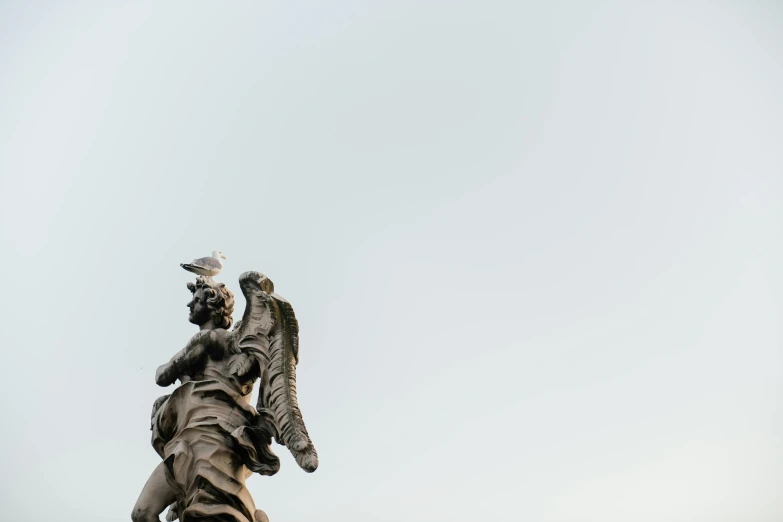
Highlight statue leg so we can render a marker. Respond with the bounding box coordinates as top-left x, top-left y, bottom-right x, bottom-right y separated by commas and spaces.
131, 462, 178, 522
